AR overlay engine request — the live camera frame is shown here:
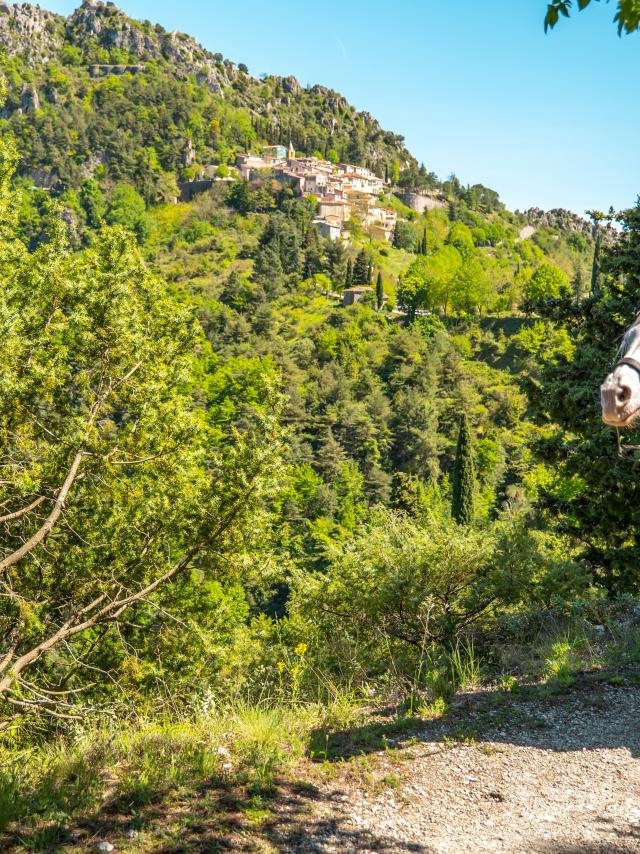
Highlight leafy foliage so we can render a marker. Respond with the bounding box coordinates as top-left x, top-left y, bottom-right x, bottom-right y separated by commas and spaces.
544, 0, 640, 34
